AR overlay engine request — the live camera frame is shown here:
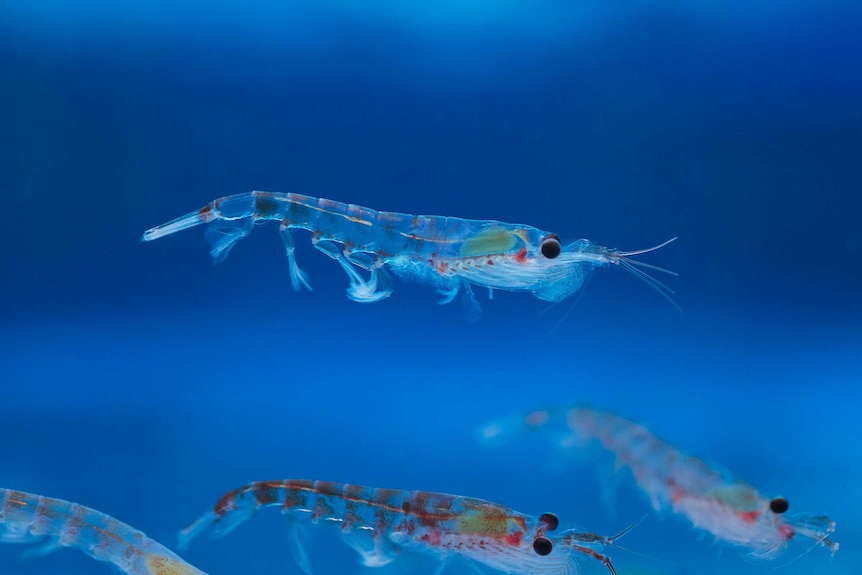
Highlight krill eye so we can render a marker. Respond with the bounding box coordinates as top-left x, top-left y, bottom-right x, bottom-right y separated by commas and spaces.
533, 537, 553, 556
541, 235, 562, 259
770, 497, 789, 514
539, 512, 559, 531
